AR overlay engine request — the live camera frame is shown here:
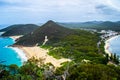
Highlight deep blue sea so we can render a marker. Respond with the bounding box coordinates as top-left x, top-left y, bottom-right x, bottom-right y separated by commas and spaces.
0, 37, 27, 66
109, 35, 120, 57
